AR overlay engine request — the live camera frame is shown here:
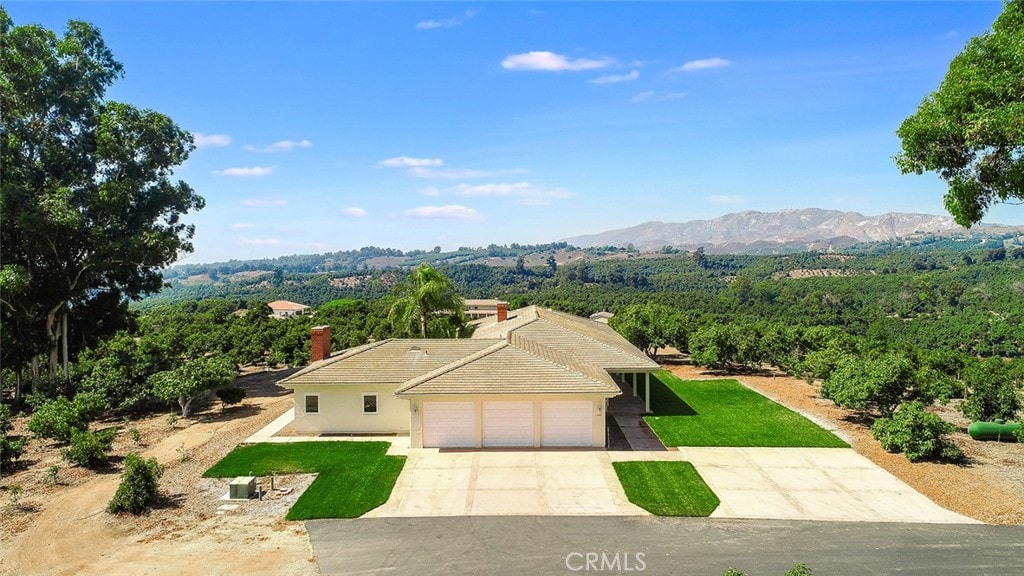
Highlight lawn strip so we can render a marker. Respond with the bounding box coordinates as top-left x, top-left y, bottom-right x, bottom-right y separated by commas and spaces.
613, 461, 719, 516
